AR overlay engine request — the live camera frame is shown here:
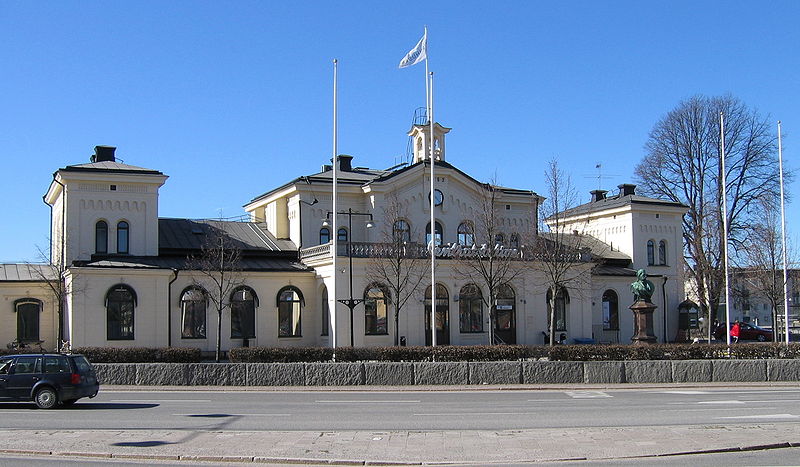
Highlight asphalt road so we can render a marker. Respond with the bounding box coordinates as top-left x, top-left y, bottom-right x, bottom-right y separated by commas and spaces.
1, 385, 799, 431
